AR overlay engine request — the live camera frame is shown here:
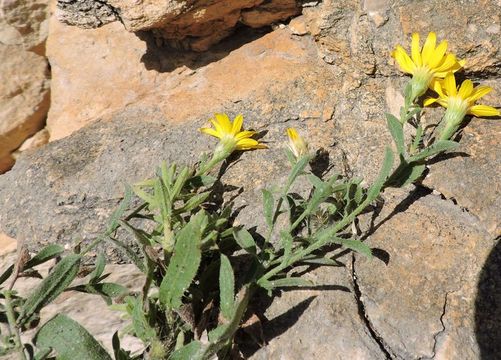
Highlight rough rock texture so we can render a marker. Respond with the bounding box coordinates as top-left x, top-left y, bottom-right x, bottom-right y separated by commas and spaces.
249, 266, 386, 359
0, 0, 51, 174
0, 0, 50, 54
355, 189, 494, 359
1, 0, 501, 358
0, 44, 50, 173
56, 0, 301, 51
0, 251, 145, 355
